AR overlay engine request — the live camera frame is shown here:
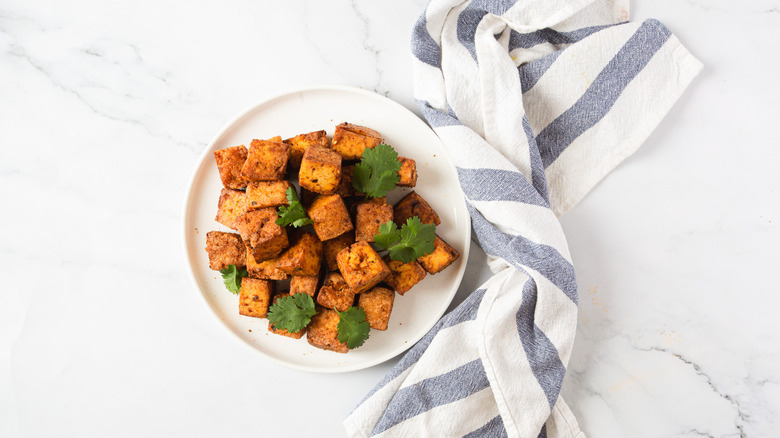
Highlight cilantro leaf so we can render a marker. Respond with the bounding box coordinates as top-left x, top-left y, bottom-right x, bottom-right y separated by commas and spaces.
337, 307, 370, 349
373, 221, 400, 251
352, 144, 402, 198
374, 216, 436, 263
219, 264, 248, 295
276, 187, 313, 228
267, 293, 317, 333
